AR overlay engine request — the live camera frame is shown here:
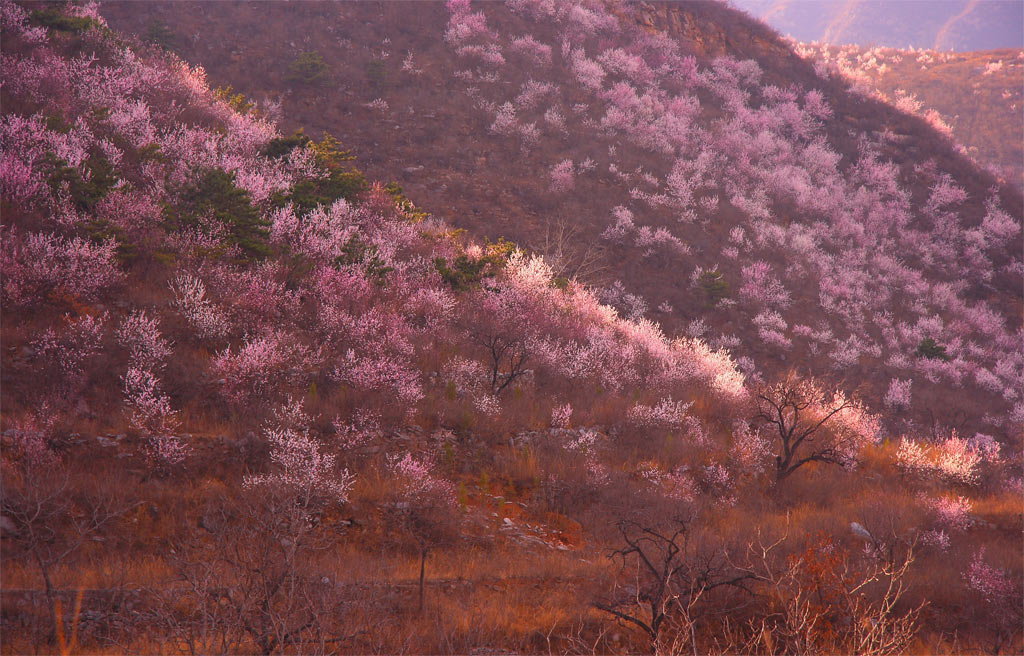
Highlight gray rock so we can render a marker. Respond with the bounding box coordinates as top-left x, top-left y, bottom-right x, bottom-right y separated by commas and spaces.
850, 522, 873, 540
0, 515, 18, 534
